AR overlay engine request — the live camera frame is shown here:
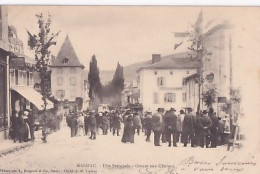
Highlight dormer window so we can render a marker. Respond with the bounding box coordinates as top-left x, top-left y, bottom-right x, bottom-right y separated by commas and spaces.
63, 57, 69, 64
